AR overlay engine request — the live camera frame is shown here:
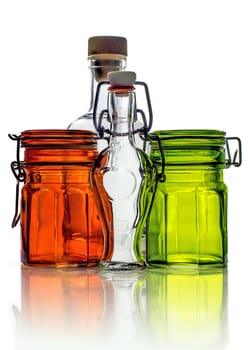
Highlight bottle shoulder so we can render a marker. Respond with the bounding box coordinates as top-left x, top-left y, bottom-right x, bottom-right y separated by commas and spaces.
68, 113, 94, 131
96, 141, 153, 169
